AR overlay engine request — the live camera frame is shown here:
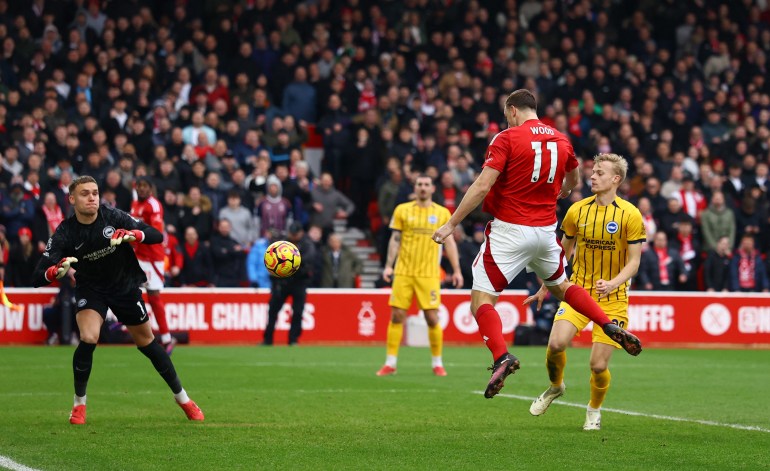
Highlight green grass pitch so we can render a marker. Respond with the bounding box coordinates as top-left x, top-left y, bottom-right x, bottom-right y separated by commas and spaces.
0, 345, 768, 470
